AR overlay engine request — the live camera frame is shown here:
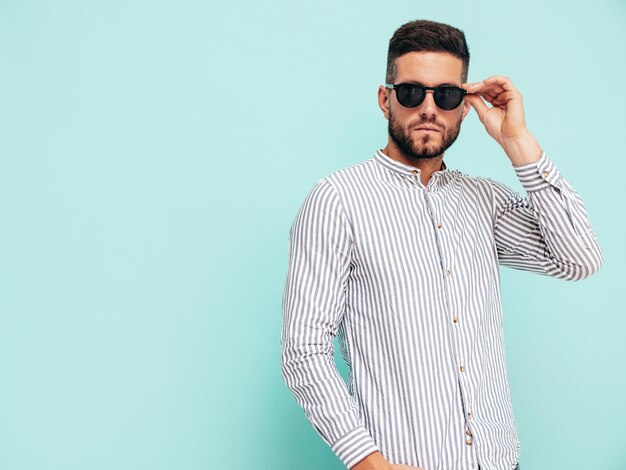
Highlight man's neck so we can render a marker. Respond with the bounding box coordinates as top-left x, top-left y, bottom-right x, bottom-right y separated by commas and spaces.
382, 141, 444, 187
